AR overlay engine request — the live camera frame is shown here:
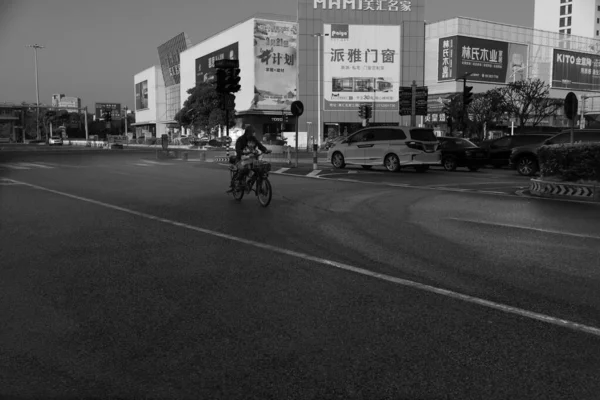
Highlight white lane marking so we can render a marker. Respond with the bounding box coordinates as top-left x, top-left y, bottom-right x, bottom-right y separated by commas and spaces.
429, 181, 524, 187
133, 163, 150, 167
273, 168, 290, 174
141, 160, 173, 165
447, 217, 600, 240
1, 163, 30, 170
8, 178, 600, 339
306, 170, 321, 177
15, 162, 54, 169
